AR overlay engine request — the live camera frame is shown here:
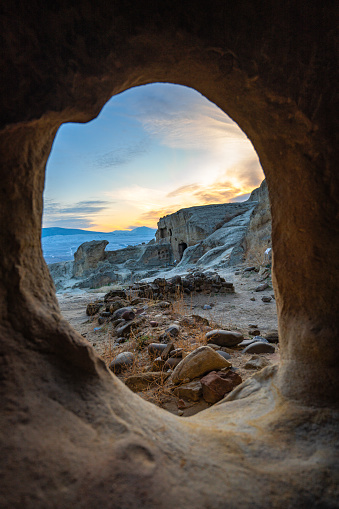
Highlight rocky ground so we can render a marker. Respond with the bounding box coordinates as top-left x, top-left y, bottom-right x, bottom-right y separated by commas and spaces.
57, 265, 279, 417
